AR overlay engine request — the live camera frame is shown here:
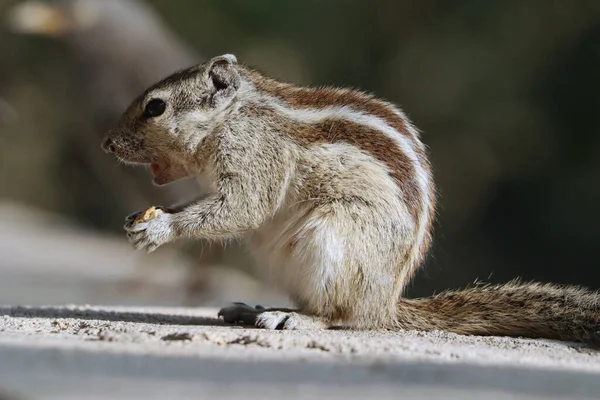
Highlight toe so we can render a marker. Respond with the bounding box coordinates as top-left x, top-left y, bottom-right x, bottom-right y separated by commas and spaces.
282, 313, 327, 330
129, 223, 148, 232
132, 238, 150, 250
256, 311, 289, 330
125, 211, 142, 222
218, 303, 261, 325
